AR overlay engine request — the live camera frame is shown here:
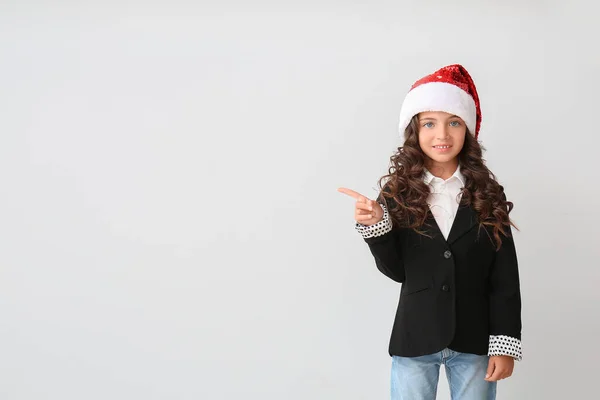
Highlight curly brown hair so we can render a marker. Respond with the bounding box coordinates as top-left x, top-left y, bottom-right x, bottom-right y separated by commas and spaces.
376, 115, 517, 251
